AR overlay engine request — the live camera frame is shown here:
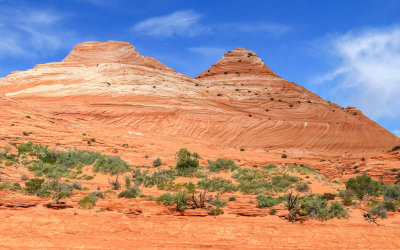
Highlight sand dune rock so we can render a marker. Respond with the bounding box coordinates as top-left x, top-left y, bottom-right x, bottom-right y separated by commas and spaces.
0, 41, 398, 160
197, 47, 280, 79
63, 41, 174, 71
